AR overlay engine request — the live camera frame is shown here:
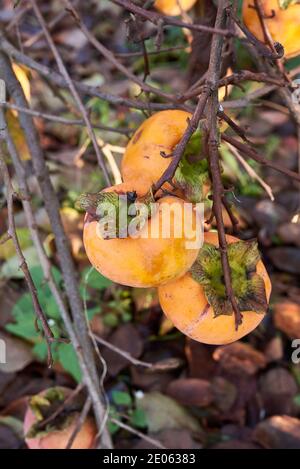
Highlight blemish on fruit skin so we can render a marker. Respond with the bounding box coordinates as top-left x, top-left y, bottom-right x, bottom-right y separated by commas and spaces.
185, 304, 211, 336
132, 129, 143, 145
